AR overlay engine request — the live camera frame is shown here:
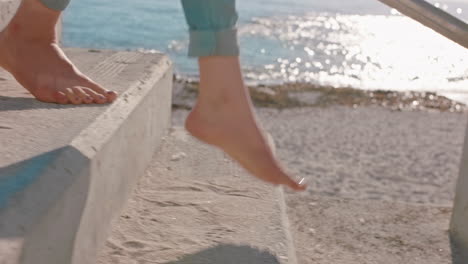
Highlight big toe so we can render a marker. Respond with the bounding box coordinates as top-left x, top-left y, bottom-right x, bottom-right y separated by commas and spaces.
105, 91, 118, 102
277, 173, 307, 191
